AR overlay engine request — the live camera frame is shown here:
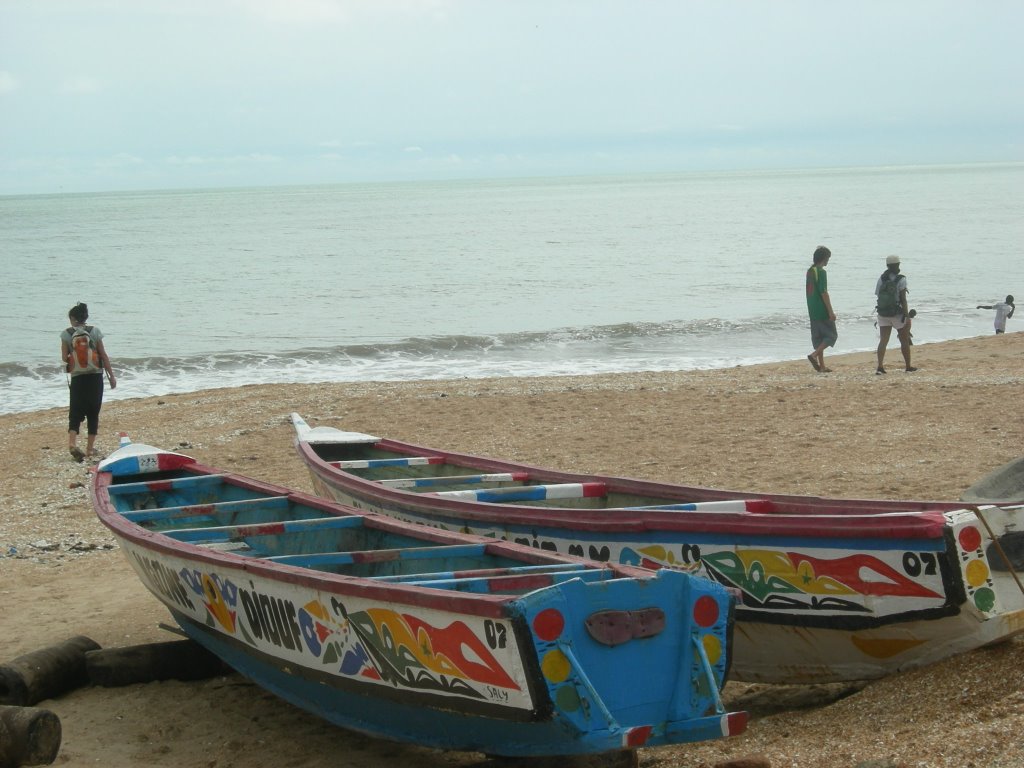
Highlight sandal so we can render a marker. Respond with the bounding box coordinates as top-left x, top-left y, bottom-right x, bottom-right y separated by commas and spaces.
69, 446, 85, 462
807, 354, 821, 372
905, 366, 918, 372
875, 367, 886, 375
